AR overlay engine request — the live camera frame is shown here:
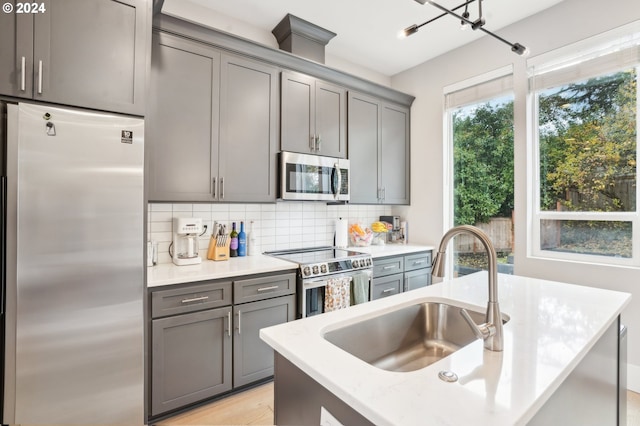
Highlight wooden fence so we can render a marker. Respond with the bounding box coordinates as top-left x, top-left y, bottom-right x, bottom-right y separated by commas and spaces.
454, 216, 514, 253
